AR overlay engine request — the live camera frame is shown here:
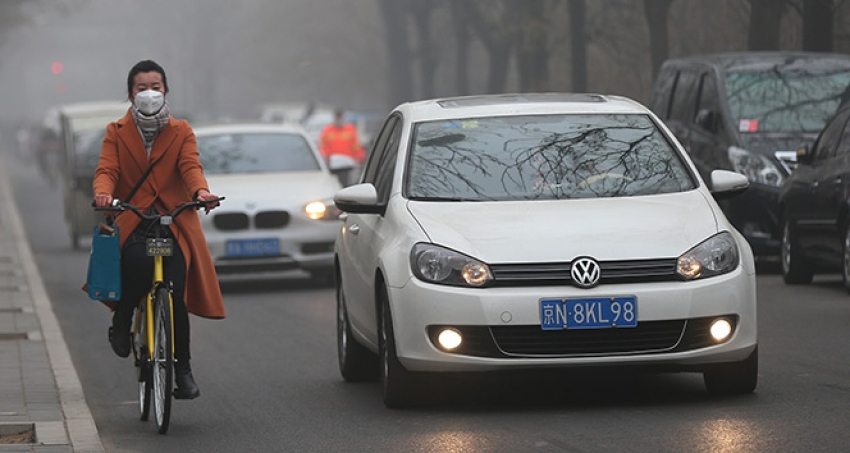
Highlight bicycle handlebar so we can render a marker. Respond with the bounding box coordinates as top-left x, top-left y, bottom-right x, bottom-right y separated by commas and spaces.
93, 197, 225, 222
